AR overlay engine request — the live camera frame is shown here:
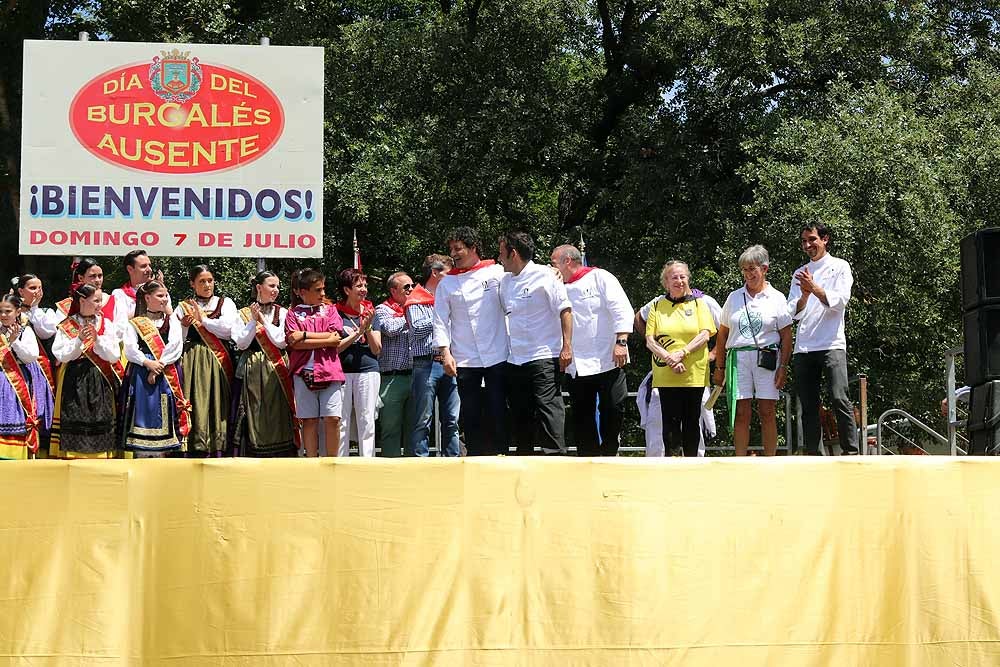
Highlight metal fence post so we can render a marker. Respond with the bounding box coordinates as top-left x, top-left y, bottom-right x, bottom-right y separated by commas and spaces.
946, 347, 958, 456
859, 375, 869, 454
